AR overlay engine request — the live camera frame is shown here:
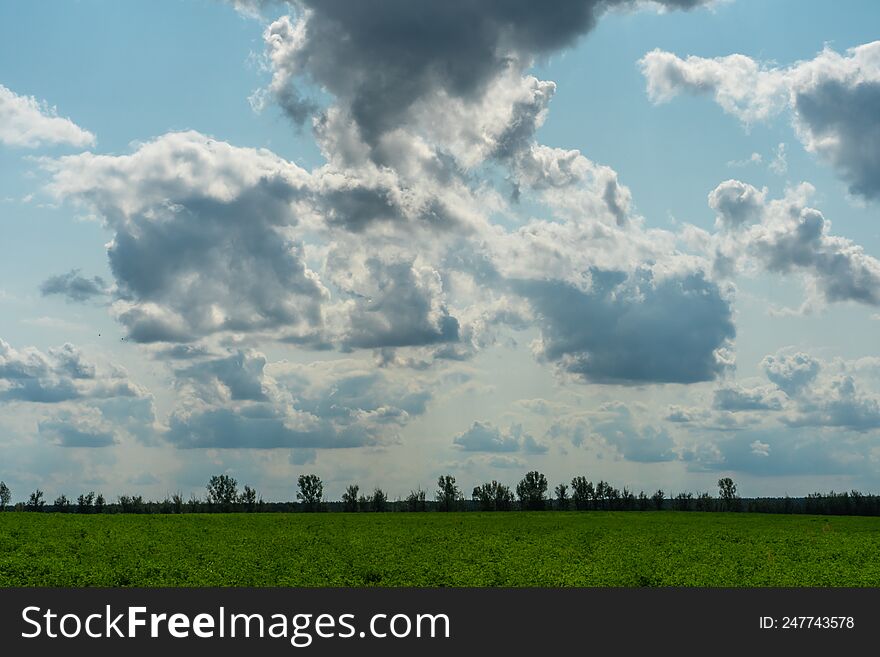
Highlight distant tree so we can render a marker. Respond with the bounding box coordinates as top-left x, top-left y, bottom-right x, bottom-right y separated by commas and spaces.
54, 494, 71, 512
621, 487, 636, 511
342, 484, 360, 512
27, 489, 45, 511
94, 493, 105, 514
554, 483, 570, 511
405, 488, 427, 512
718, 477, 739, 511
637, 491, 650, 511
651, 489, 665, 511
695, 492, 713, 512
436, 475, 462, 512
674, 492, 693, 511
606, 485, 621, 510
594, 481, 609, 510
240, 485, 257, 512
171, 492, 184, 514
358, 494, 370, 513
207, 474, 239, 511
187, 493, 201, 513
0, 481, 10, 510
516, 471, 548, 511
297, 474, 324, 512
371, 488, 388, 513
570, 477, 593, 511
472, 480, 514, 511
76, 491, 95, 513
